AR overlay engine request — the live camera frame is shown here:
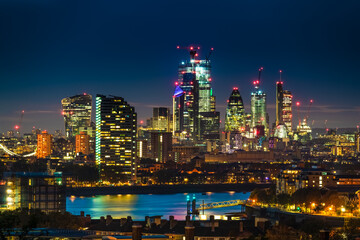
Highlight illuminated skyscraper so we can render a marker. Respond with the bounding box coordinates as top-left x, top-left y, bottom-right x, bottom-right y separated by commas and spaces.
95, 95, 137, 183
173, 46, 219, 141
276, 78, 292, 132
75, 132, 90, 155
61, 94, 92, 138
151, 107, 171, 131
37, 130, 52, 159
251, 68, 268, 134
225, 87, 245, 132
